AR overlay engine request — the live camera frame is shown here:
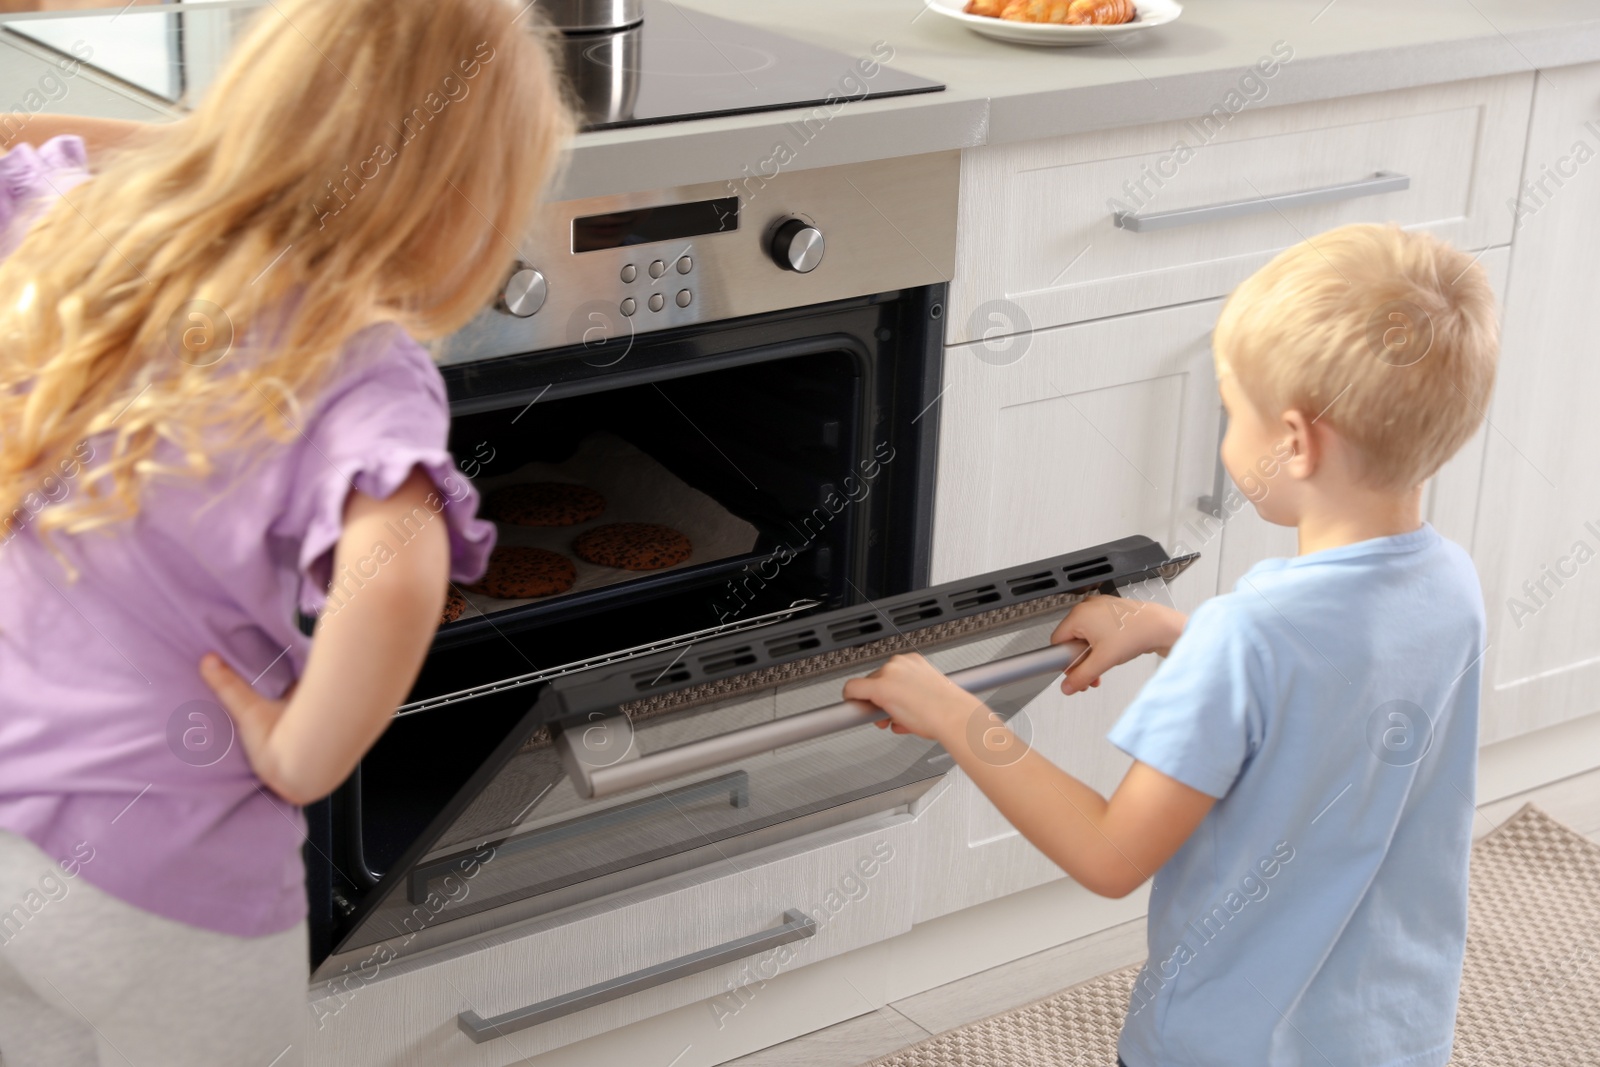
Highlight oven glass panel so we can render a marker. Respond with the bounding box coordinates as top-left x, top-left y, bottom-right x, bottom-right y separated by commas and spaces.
337, 610, 1062, 954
